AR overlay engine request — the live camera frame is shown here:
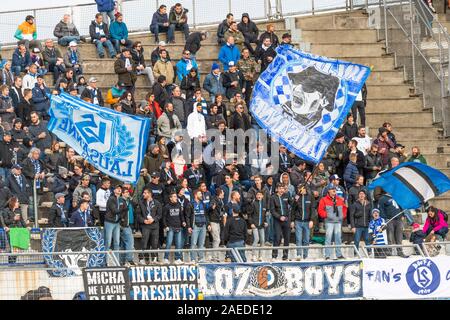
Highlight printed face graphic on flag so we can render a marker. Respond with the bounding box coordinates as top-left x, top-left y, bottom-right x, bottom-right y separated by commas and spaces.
281, 67, 340, 129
